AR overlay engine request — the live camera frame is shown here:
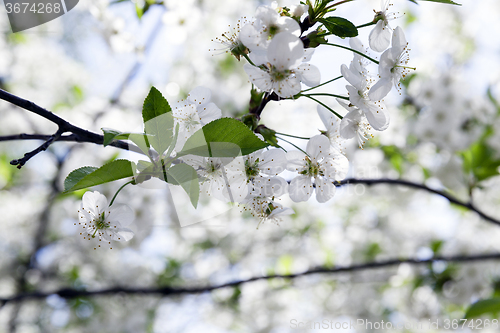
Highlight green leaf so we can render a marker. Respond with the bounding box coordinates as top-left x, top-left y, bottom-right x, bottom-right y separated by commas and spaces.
64, 166, 98, 193
318, 17, 358, 38
460, 141, 500, 183
101, 128, 151, 154
465, 298, 500, 318
142, 87, 174, 155
166, 163, 200, 208
64, 160, 136, 192
143, 87, 172, 123
179, 118, 269, 157
408, 0, 460, 4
